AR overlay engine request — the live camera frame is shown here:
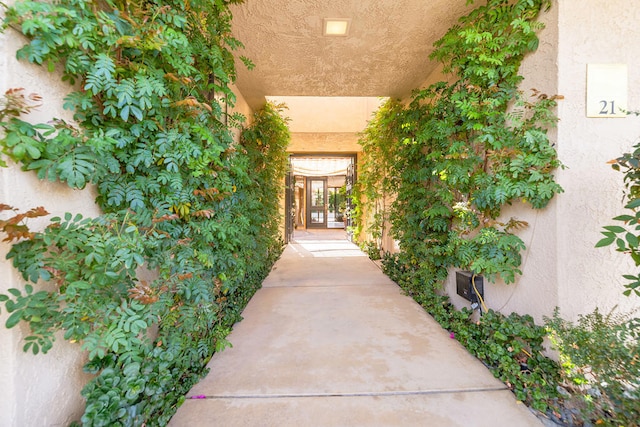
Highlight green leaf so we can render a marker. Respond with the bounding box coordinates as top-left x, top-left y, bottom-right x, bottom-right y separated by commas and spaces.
7, 288, 21, 297
595, 236, 615, 248
123, 362, 141, 377
613, 215, 635, 222
625, 198, 640, 209
626, 233, 640, 248
6, 311, 22, 328
120, 105, 130, 122
493, 330, 508, 341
